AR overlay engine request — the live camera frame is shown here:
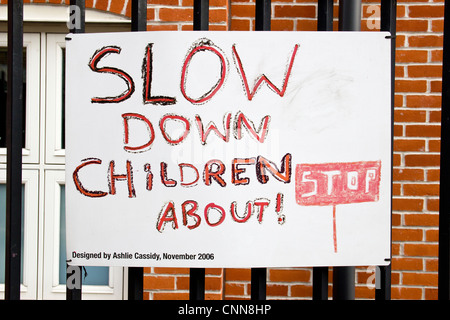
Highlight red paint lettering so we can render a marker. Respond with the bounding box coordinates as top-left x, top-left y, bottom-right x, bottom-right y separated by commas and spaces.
108, 160, 136, 198
159, 114, 190, 145
256, 153, 292, 184
89, 46, 135, 103
195, 113, 231, 145
182, 200, 201, 230
181, 41, 227, 104
234, 112, 270, 143
122, 113, 155, 153
231, 158, 256, 185
232, 44, 299, 101
203, 159, 226, 187
204, 203, 226, 227
179, 163, 200, 187
142, 43, 176, 105
157, 201, 178, 232
72, 158, 108, 198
